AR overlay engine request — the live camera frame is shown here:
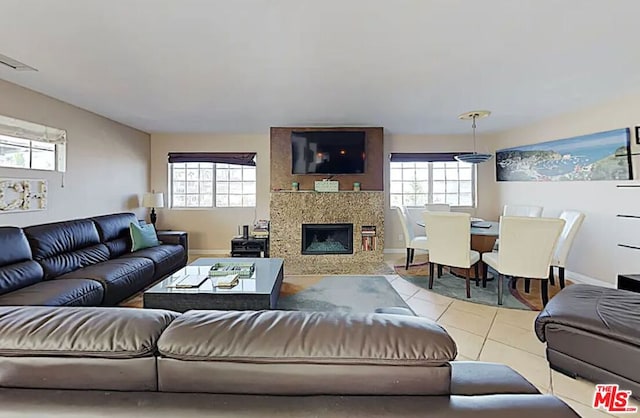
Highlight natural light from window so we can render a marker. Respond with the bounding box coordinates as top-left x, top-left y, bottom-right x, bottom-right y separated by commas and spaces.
389, 161, 475, 207
0, 134, 57, 171
170, 162, 256, 208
